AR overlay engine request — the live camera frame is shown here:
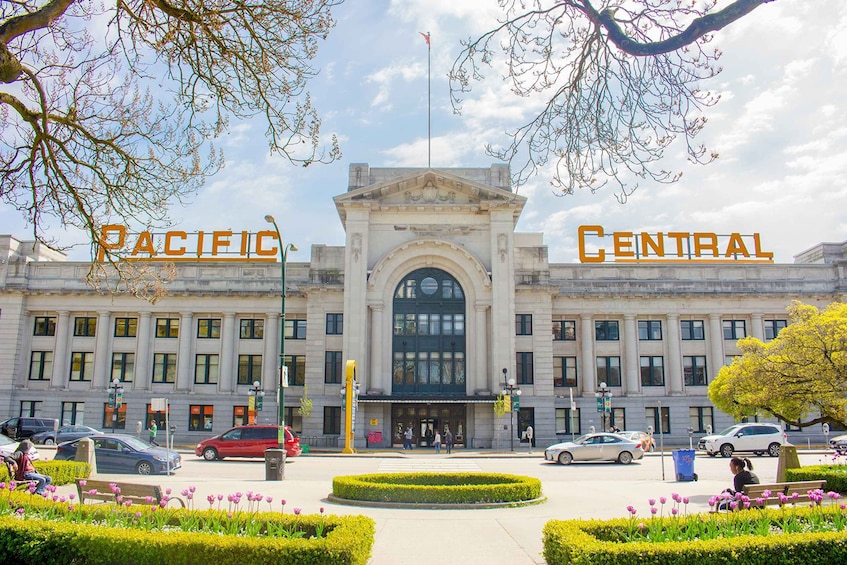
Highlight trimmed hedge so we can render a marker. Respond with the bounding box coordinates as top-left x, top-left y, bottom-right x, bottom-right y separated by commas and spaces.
0, 492, 375, 565
332, 472, 542, 504
786, 465, 847, 493
0, 460, 89, 486
543, 506, 847, 564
